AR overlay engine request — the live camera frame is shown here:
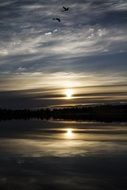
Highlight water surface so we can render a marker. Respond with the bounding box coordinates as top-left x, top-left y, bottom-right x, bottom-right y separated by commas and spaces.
0, 120, 127, 190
